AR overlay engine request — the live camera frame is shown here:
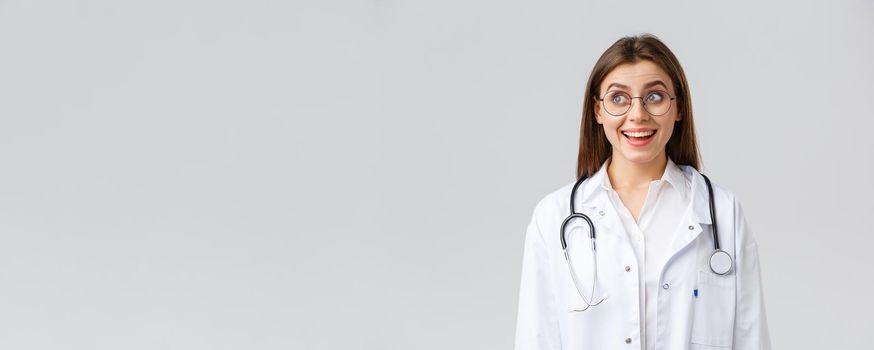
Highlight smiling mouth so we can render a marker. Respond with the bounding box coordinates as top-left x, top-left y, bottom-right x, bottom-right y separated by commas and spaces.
622, 129, 657, 140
